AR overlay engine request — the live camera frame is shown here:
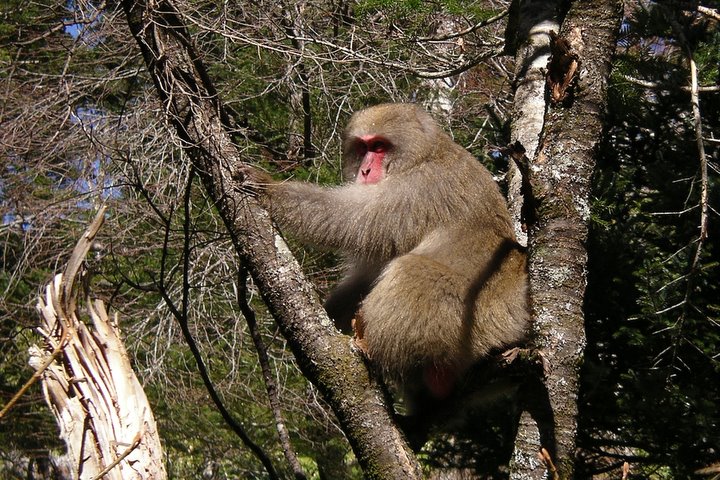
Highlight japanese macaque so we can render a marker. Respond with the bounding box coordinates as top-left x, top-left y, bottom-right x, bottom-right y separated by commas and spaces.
248, 103, 529, 403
